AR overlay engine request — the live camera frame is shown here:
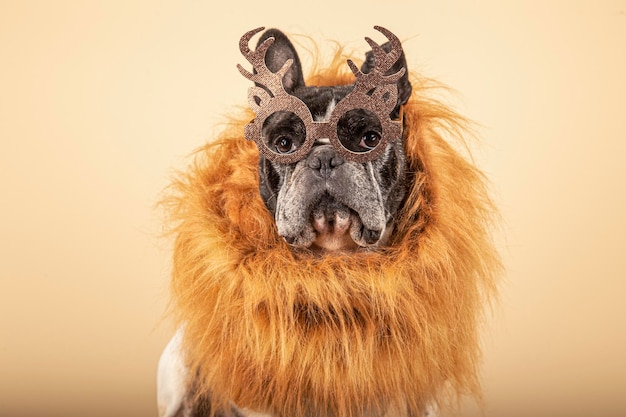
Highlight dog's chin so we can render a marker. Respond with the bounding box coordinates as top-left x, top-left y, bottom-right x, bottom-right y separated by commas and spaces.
312, 235, 359, 252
